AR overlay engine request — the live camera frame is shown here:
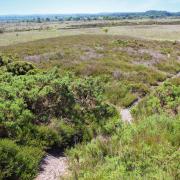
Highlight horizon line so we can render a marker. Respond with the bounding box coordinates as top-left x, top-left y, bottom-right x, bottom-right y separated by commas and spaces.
0, 10, 180, 16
